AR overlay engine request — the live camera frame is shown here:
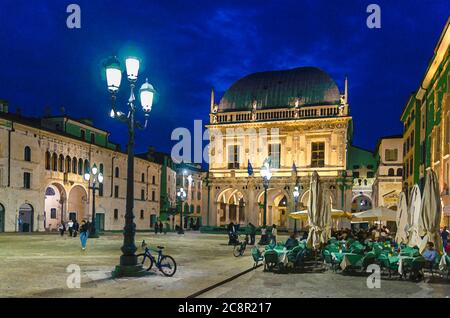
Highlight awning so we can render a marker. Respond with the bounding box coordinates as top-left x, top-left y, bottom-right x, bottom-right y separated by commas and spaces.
351, 207, 397, 222
290, 209, 352, 220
